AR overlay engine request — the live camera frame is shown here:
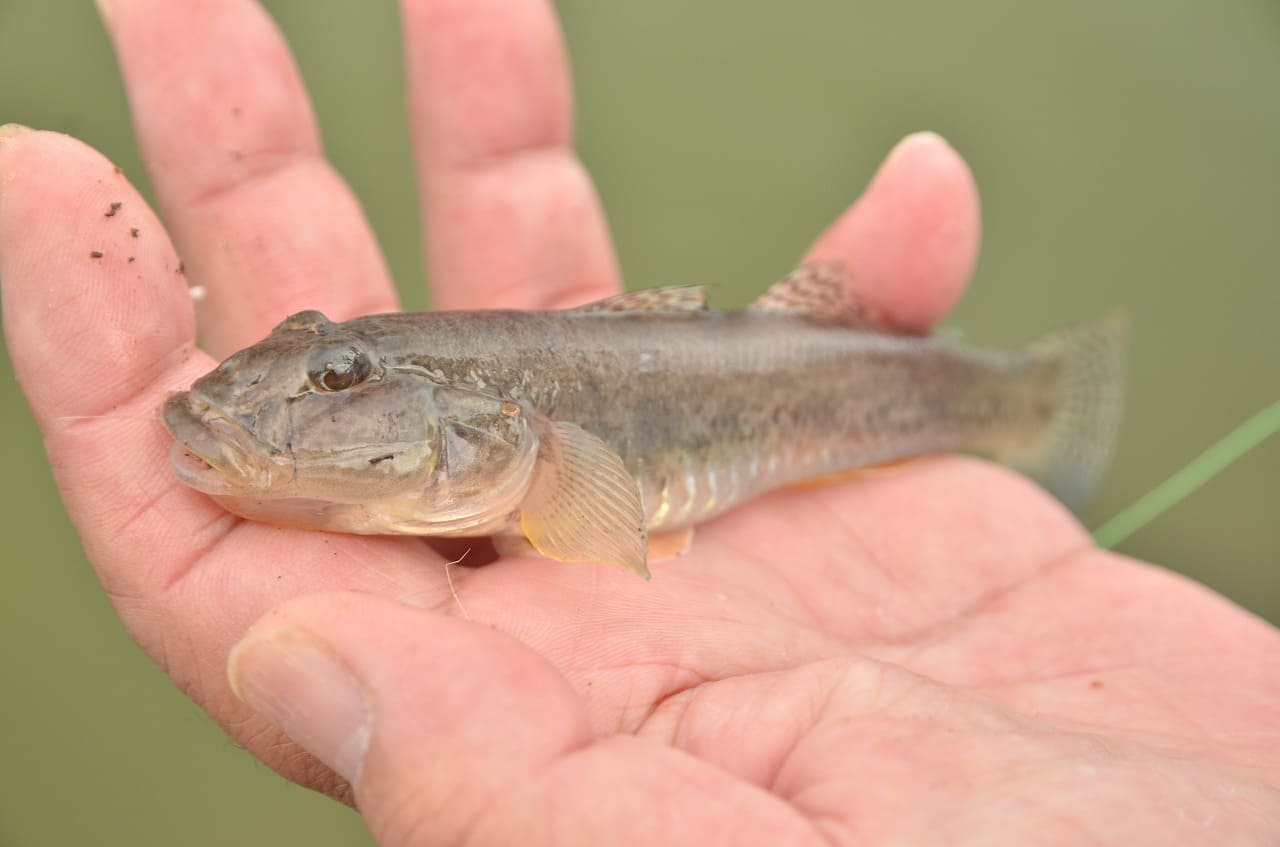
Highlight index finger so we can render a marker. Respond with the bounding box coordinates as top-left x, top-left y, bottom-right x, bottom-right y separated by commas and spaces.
803, 132, 981, 332
99, 0, 399, 357
0, 129, 228, 594
0, 128, 448, 799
